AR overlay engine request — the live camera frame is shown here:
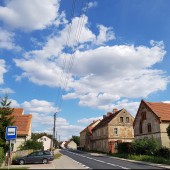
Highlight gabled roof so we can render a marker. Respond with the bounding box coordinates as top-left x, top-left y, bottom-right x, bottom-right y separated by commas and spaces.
134, 100, 170, 125
93, 109, 122, 131
11, 108, 32, 136
80, 120, 100, 134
